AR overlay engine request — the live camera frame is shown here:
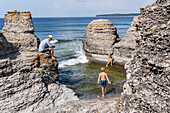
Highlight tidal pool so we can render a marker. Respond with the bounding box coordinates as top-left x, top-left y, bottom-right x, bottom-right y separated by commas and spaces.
59, 62, 126, 99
